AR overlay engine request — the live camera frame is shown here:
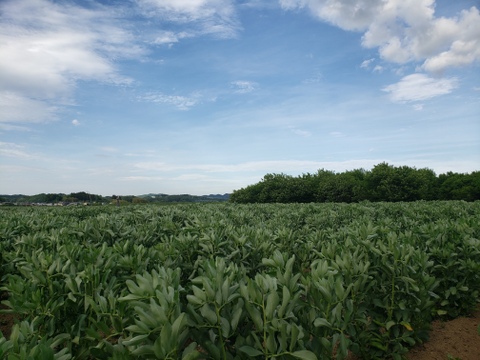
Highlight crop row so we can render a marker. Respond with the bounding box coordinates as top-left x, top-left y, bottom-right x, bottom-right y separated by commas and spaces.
0, 201, 479, 359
